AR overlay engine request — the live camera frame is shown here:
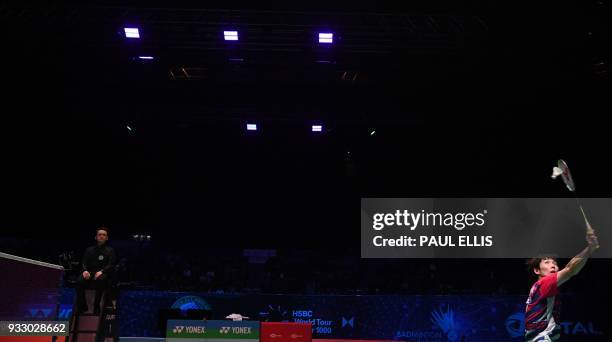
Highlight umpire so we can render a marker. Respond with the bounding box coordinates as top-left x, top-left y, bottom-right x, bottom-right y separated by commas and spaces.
76, 226, 117, 314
